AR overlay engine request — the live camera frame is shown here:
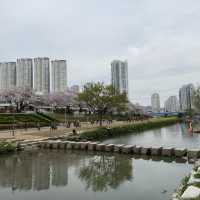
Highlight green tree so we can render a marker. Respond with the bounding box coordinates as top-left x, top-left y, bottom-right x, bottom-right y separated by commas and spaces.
192, 86, 200, 111
77, 82, 128, 125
